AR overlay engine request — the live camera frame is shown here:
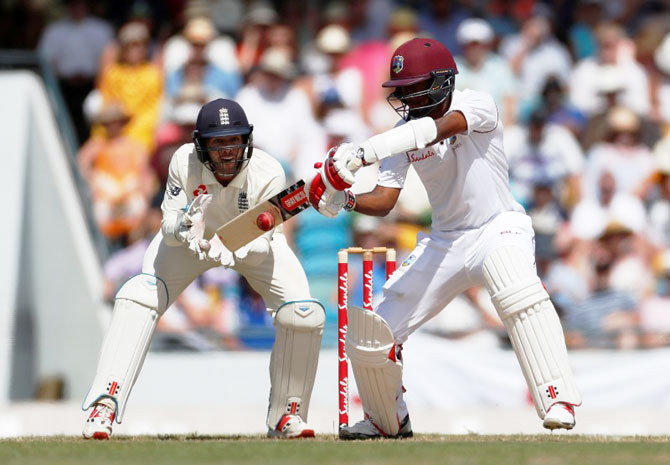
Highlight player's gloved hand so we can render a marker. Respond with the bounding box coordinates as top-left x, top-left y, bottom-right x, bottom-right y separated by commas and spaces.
312, 184, 356, 218
339, 140, 379, 172
199, 234, 235, 267
305, 144, 357, 212
234, 235, 271, 266
306, 158, 356, 216
325, 143, 357, 189
176, 194, 213, 259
